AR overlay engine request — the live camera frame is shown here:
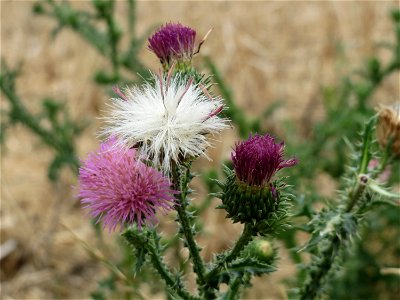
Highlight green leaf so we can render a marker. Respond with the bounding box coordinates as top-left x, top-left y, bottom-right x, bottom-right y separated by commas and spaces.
368, 180, 400, 200
226, 257, 276, 276
134, 247, 147, 276
358, 116, 376, 174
